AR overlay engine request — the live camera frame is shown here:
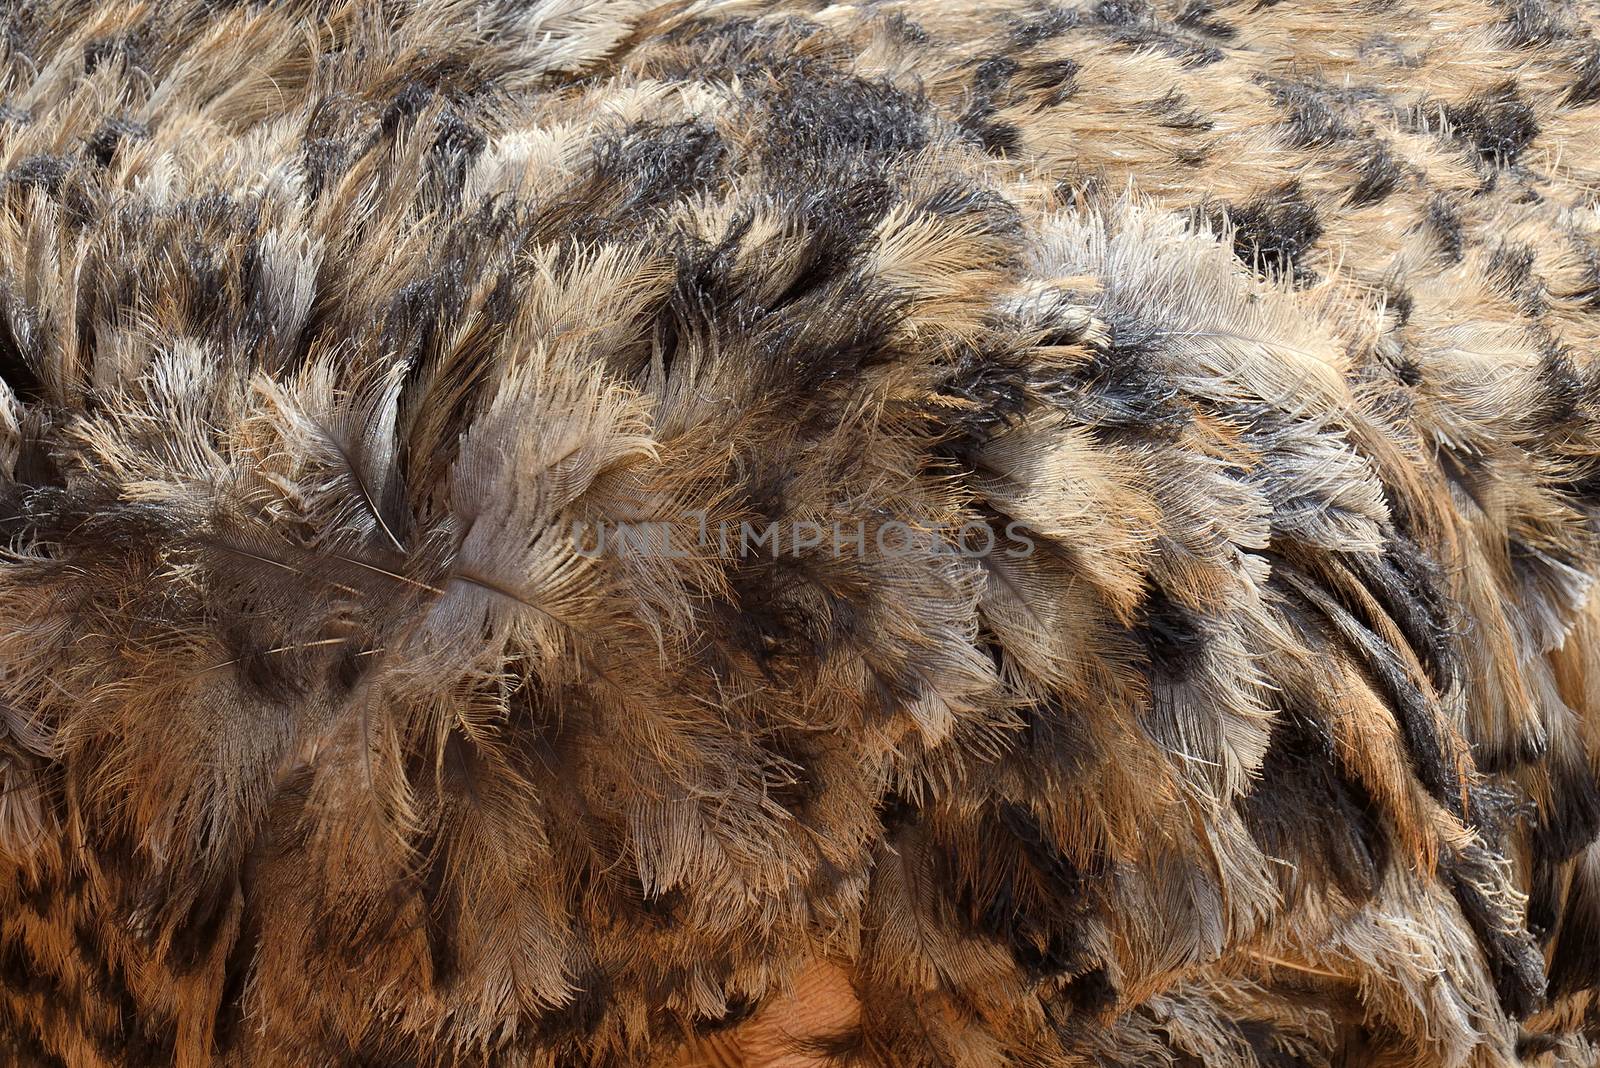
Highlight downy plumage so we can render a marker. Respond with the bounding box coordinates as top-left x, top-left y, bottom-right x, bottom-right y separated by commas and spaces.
1, 0, 1600, 1065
